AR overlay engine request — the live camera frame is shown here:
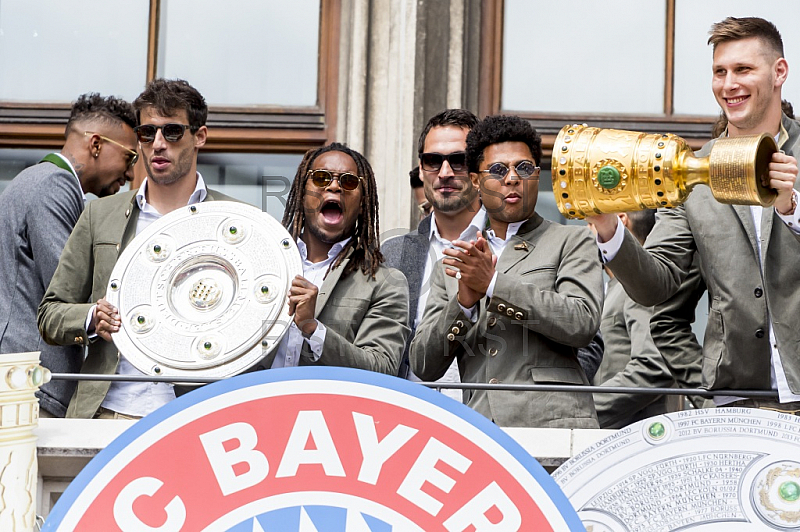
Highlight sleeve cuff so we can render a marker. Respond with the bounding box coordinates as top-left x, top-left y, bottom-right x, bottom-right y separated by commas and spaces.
776, 189, 800, 233
597, 217, 625, 263
459, 302, 479, 323
303, 322, 326, 361
86, 305, 98, 340
485, 271, 499, 299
